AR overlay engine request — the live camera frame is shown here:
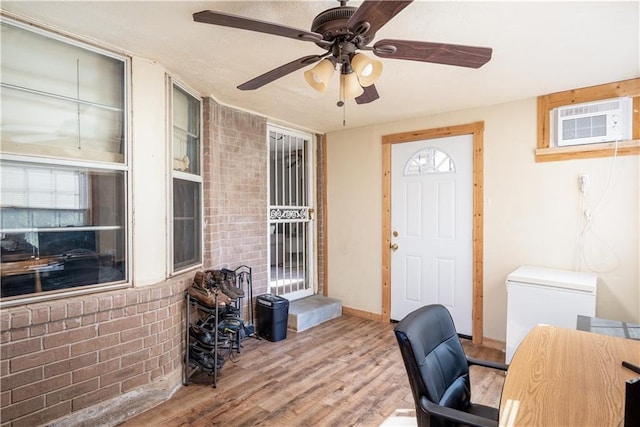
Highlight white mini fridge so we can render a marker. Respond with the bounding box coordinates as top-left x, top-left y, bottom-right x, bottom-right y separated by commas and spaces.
505, 266, 597, 363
